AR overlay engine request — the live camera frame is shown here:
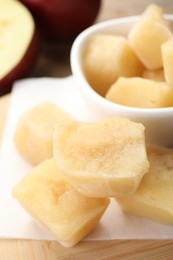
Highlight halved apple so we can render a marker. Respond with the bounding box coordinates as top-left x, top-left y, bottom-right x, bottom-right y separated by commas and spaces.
20, 0, 101, 41
0, 0, 40, 95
